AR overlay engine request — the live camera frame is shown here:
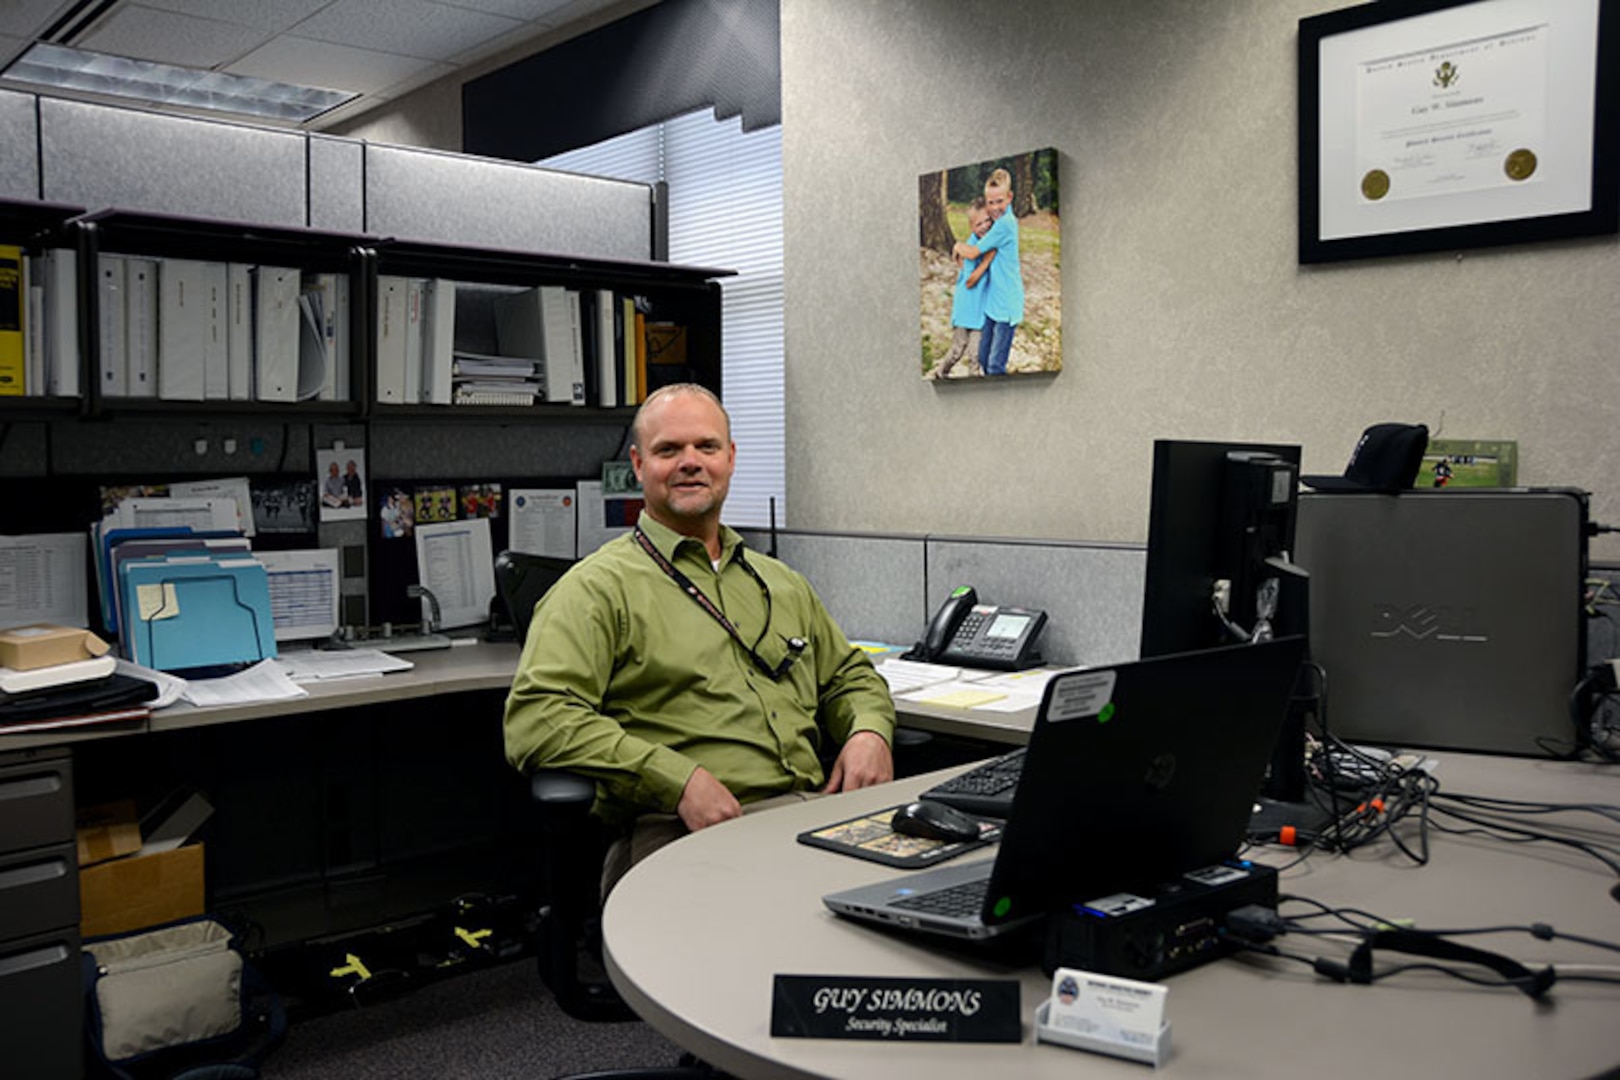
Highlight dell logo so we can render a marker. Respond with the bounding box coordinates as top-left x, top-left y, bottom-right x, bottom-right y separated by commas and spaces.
1368, 603, 1489, 643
